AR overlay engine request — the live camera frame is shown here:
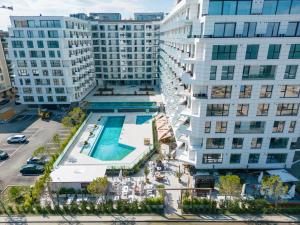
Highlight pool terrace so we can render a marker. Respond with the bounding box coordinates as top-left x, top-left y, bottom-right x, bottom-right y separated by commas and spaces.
51, 112, 154, 189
